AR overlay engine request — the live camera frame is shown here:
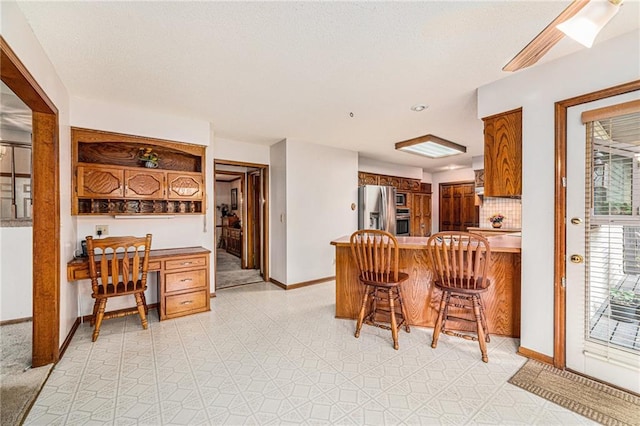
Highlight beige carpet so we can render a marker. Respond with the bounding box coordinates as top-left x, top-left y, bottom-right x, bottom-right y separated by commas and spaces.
509, 359, 640, 425
216, 249, 263, 290
0, 321, 53, 426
